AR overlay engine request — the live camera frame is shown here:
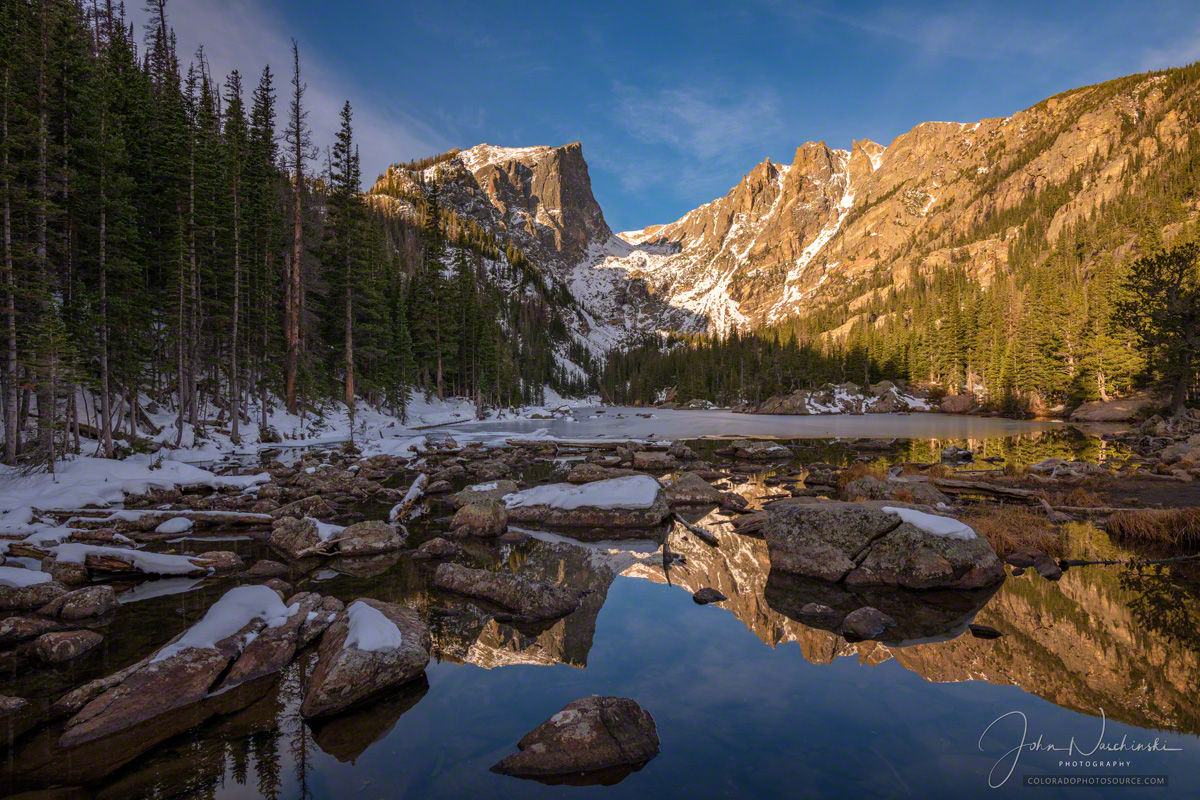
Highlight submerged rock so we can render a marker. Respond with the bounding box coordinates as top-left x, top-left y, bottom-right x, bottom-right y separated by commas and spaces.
841, 606, 897, 640
491, 696, 660, 780
432, 563, 583, 622
300, 599, 431, 719
763, 500, 1004, 590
